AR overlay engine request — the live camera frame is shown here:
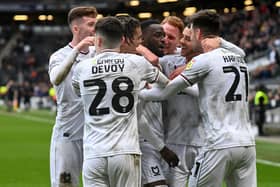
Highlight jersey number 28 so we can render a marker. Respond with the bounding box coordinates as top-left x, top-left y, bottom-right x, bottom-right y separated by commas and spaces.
83, 76, 134, 115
